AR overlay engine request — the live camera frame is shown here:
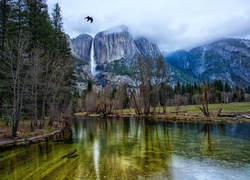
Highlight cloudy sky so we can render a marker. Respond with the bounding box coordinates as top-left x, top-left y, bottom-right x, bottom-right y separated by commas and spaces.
47, 0, 250, 52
